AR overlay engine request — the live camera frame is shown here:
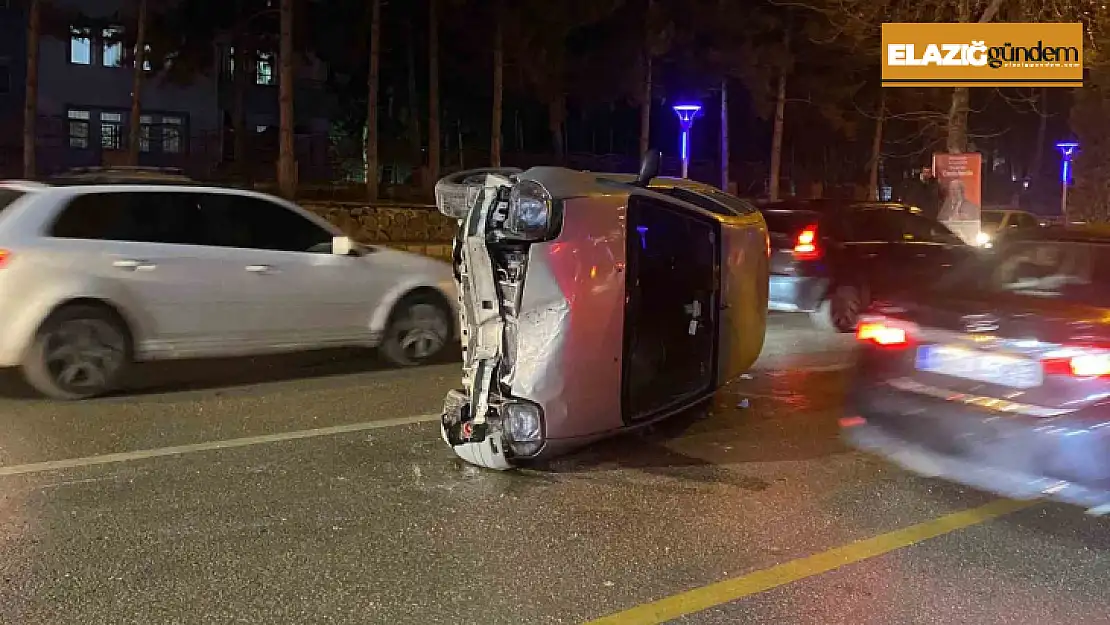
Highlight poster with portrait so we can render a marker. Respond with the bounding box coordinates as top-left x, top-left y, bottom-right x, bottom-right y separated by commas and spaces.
932, 152, 982, 245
